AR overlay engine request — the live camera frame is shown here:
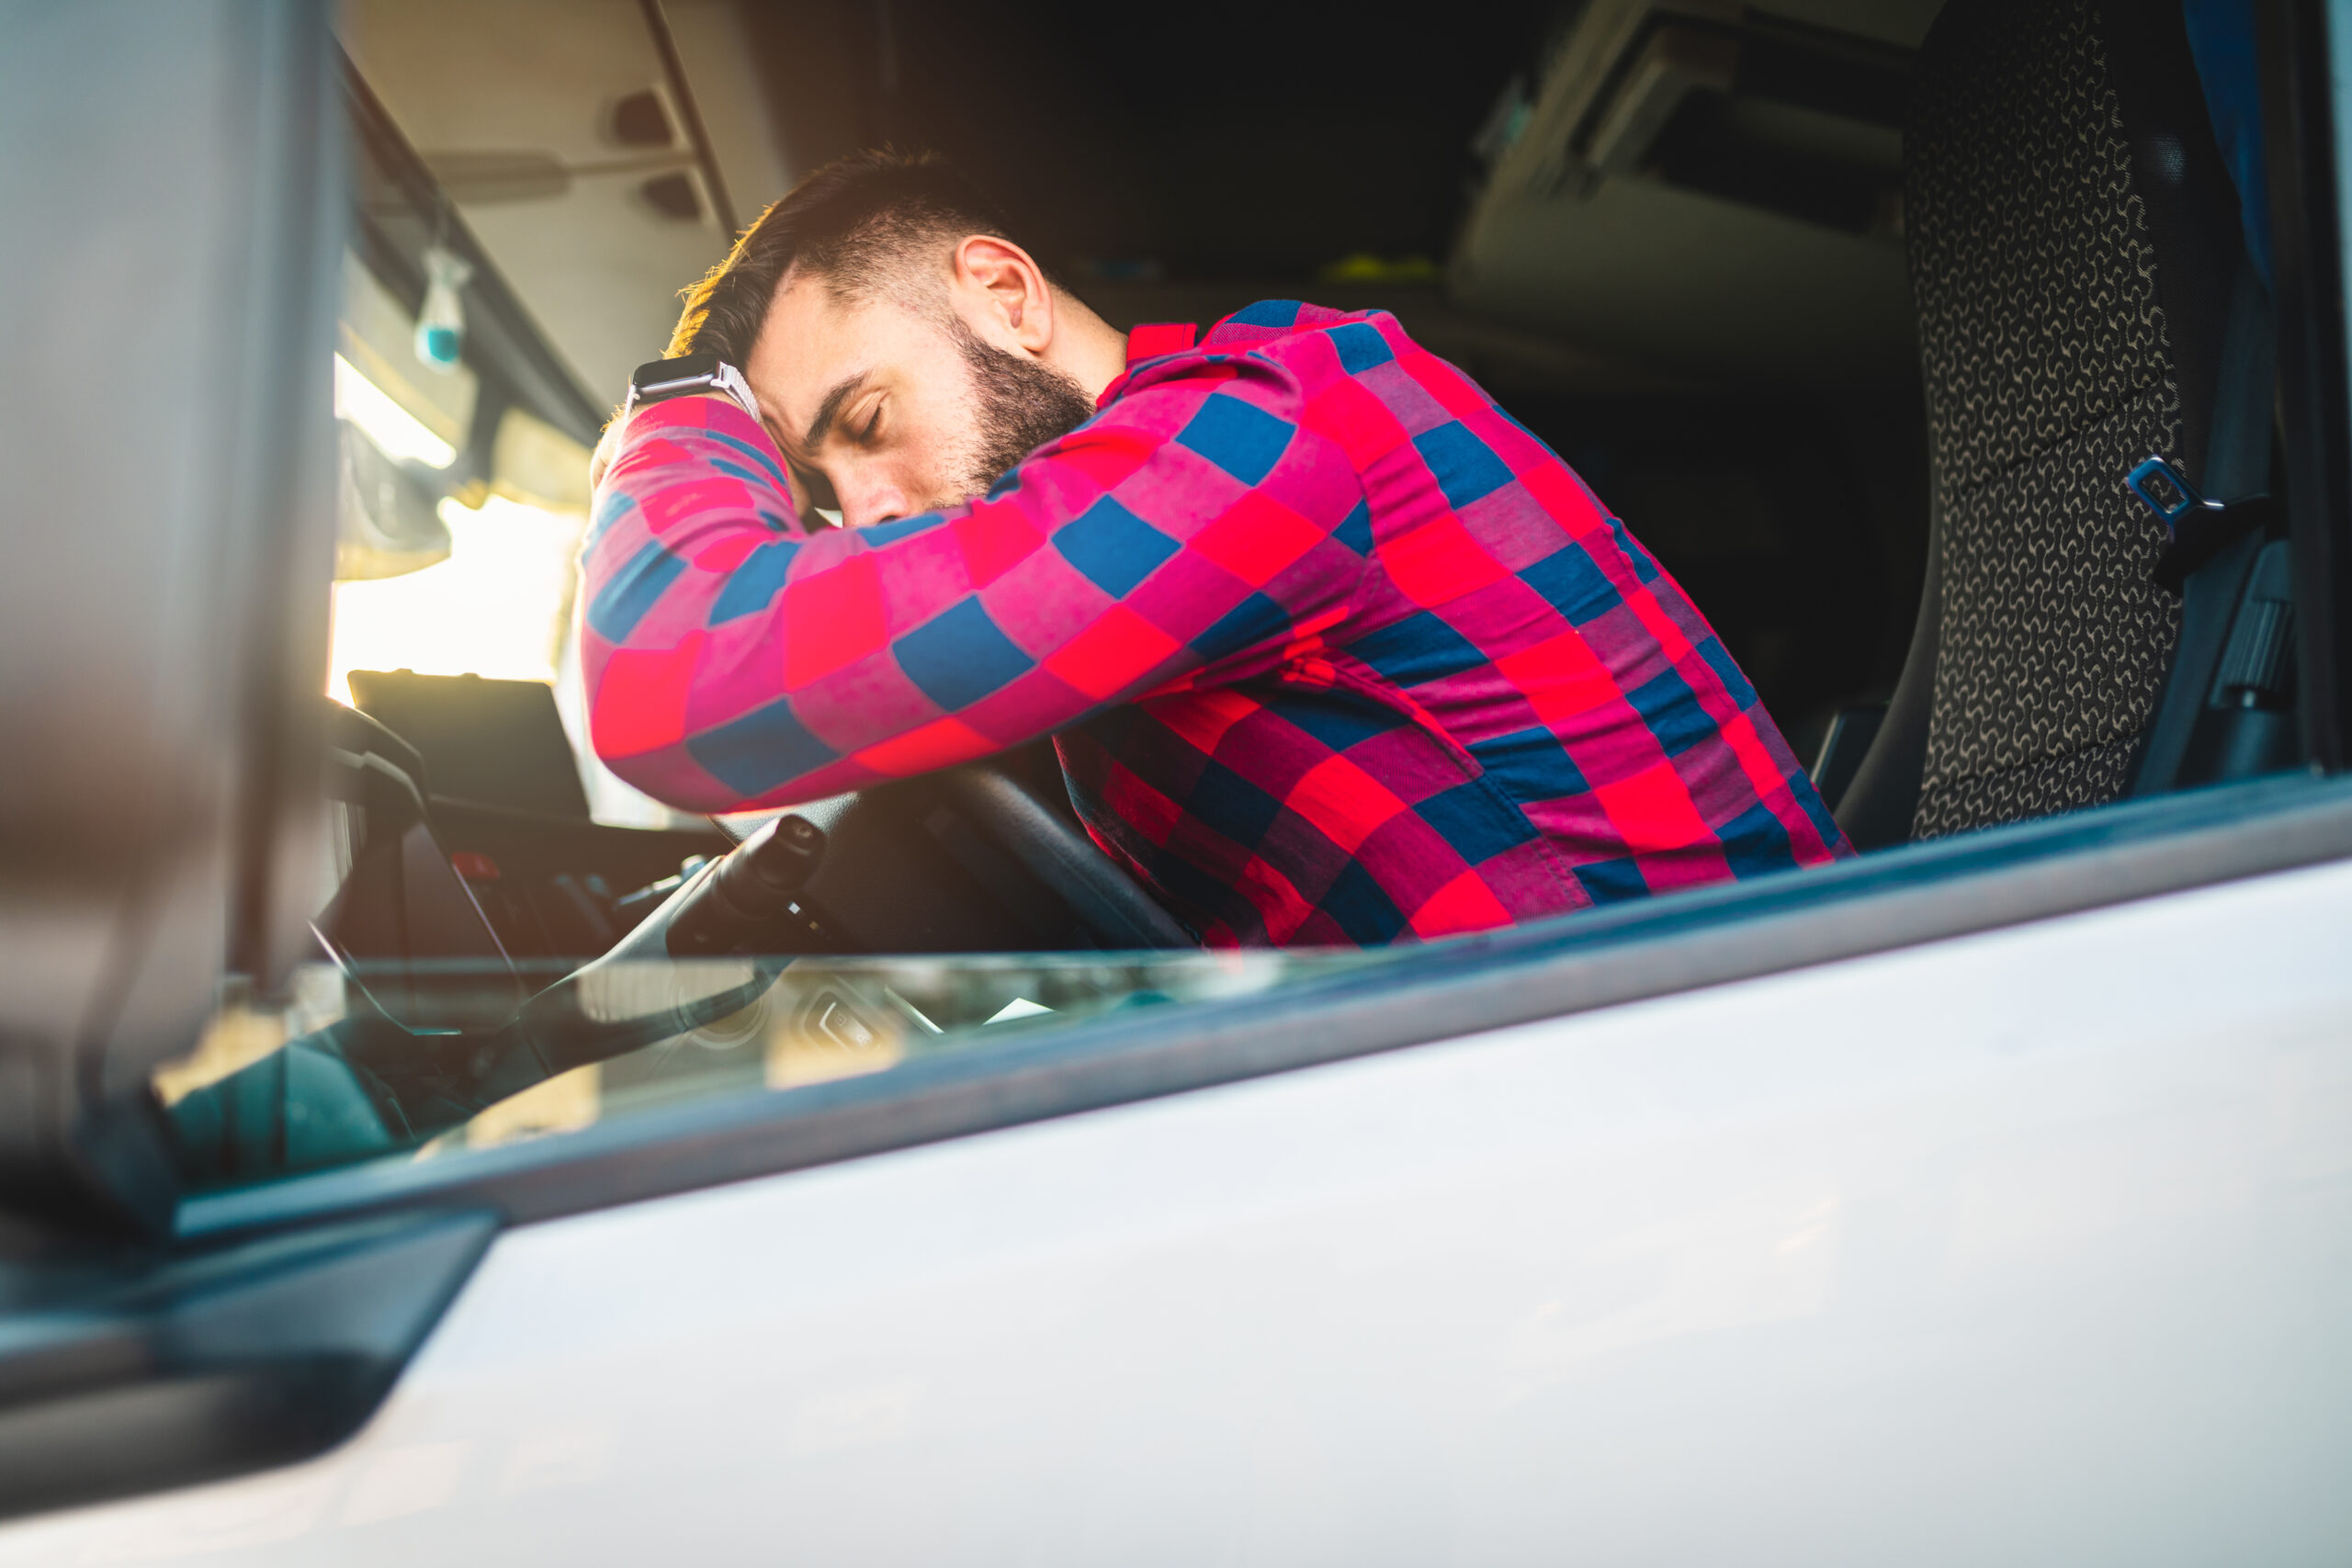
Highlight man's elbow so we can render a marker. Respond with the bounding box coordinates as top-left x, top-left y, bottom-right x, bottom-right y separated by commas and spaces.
582, 664, 748, 815
582, 637, 848, 815
592, 733, 753, 818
